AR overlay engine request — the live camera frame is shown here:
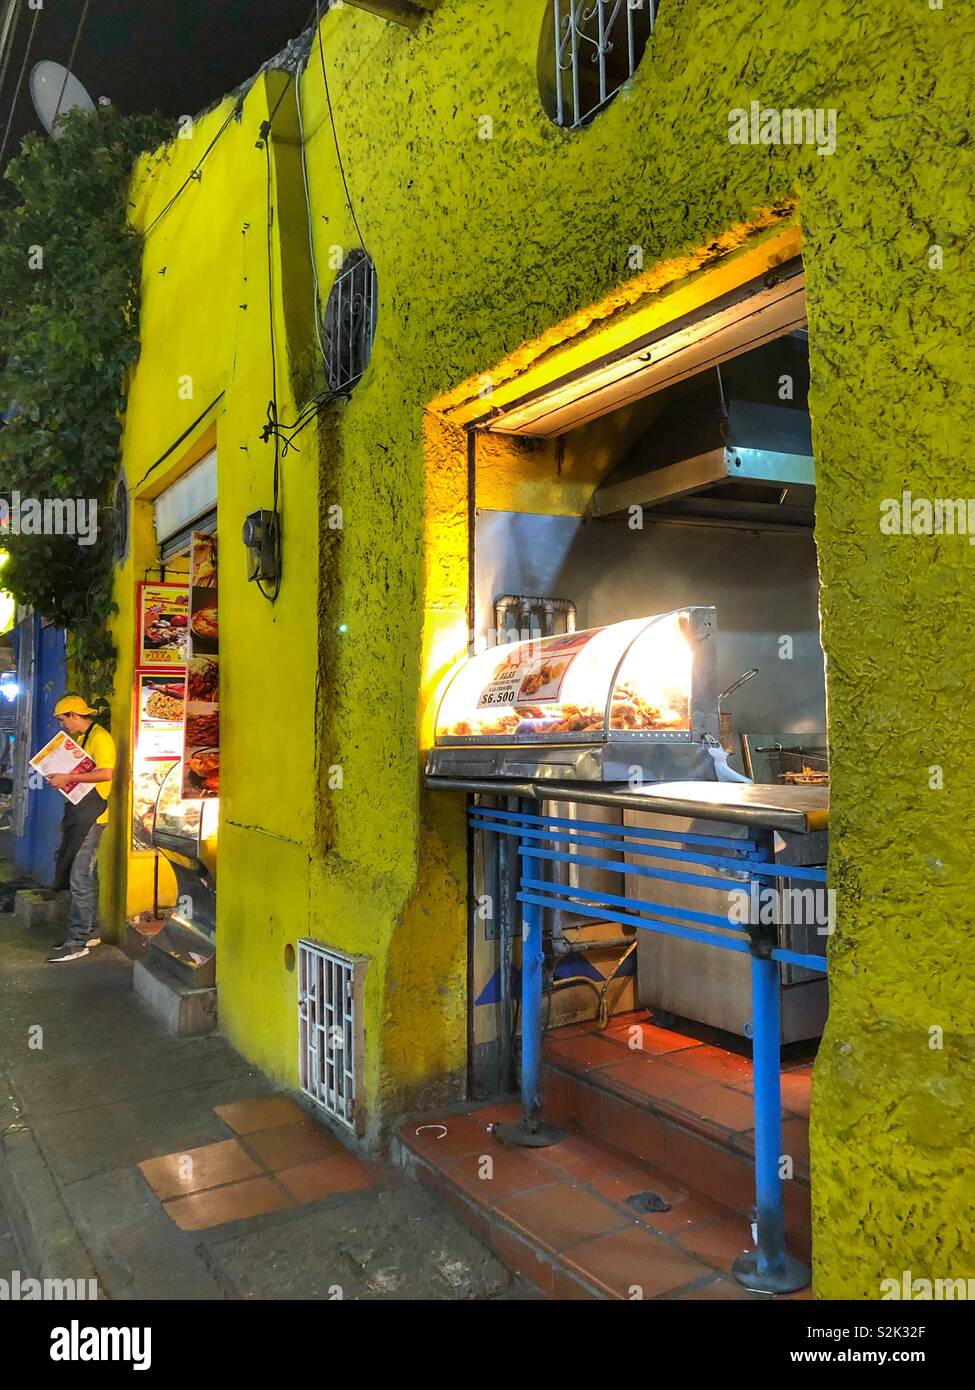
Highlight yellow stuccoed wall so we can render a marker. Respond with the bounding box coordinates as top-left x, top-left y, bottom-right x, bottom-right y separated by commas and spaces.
104, 0, 974, 1294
